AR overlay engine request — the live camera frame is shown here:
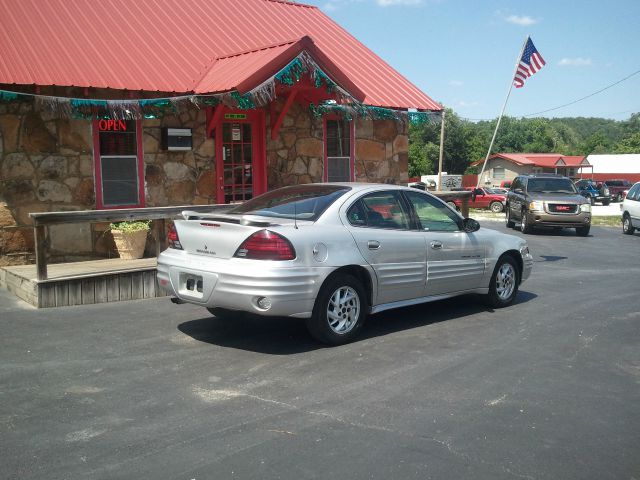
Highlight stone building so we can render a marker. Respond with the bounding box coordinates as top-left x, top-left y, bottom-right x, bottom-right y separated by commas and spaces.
0, 0, 441, 266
